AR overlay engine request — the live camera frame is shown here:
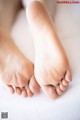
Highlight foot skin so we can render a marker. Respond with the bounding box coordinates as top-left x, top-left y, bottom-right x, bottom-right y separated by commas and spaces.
0, 29, 40, 97
27, 1, 72, 99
